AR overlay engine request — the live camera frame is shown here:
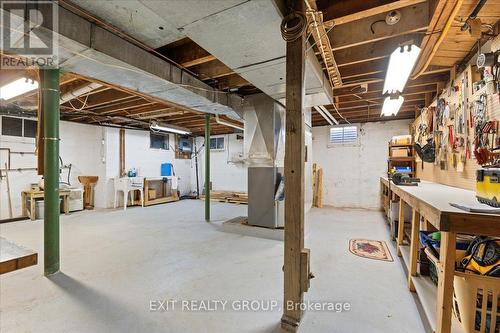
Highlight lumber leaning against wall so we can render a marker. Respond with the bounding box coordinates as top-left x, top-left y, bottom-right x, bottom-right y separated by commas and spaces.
411, 39, 500, 190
